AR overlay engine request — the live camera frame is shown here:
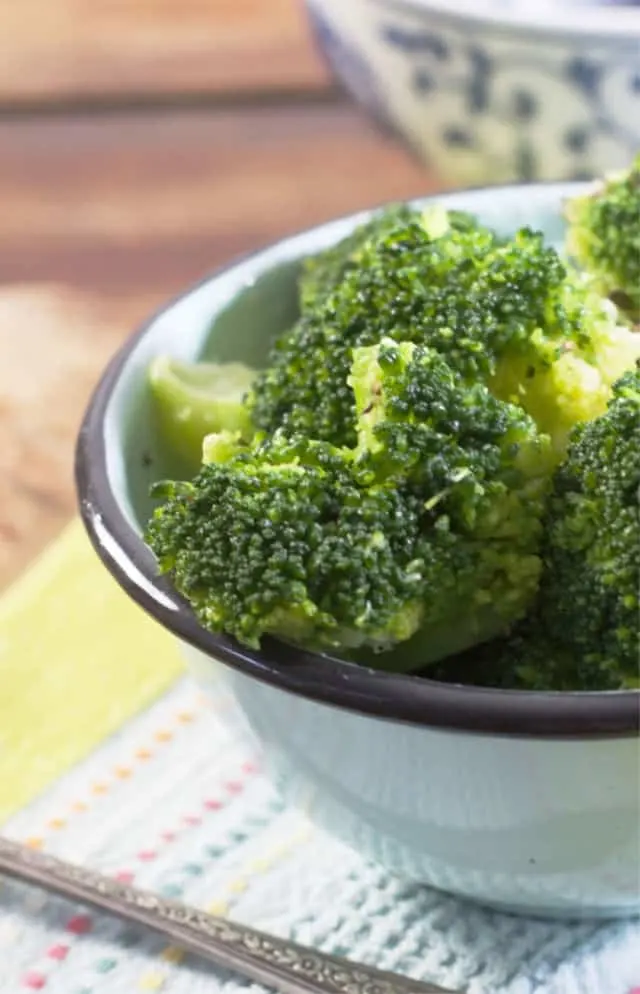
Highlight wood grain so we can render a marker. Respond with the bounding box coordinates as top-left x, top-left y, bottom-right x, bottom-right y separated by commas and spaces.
0, 286, 153, 590
0, 0, 329, 103
0, 104, 430, 294
0, 104, 432, 587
